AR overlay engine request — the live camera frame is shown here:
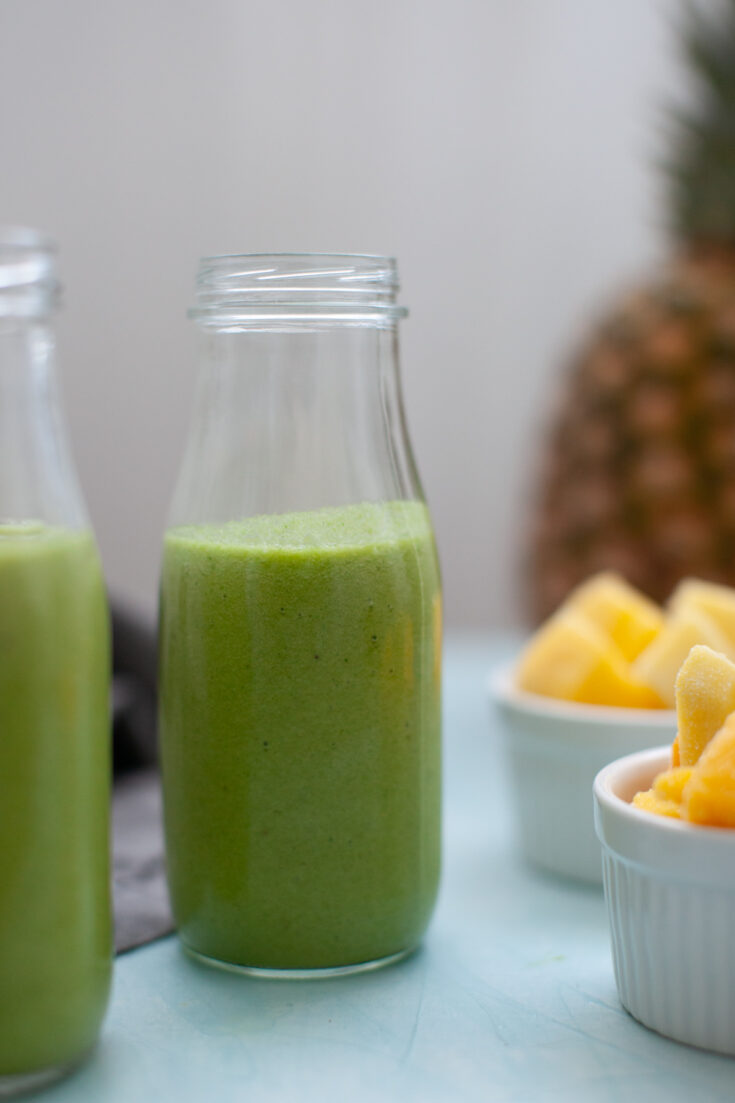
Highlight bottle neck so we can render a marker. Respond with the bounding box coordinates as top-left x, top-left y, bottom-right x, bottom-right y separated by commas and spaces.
169, 322, 423, 527
0, 316, 87, 528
